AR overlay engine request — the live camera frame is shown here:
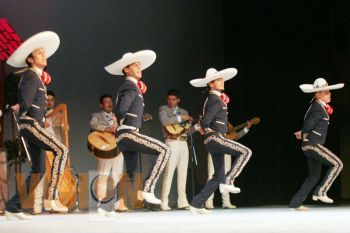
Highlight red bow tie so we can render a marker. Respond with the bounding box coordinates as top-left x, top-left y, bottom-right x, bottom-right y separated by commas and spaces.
220, 93, 230, 104
41, 71, 51, 85
325, 104, 333, 115
137, 81, 147, 94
